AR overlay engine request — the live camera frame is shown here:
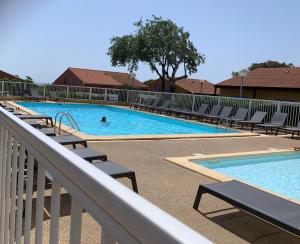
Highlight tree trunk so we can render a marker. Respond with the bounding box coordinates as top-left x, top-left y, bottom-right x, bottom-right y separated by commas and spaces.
170, 79, 176, 93
160, 77, 166, 92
